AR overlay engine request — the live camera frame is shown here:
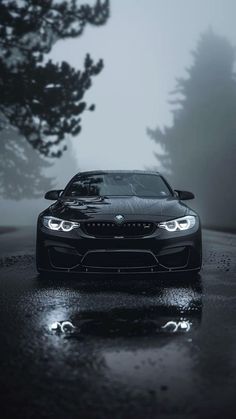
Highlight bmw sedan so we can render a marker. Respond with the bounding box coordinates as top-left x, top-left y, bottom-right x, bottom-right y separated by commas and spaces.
36, 170, 202, 276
